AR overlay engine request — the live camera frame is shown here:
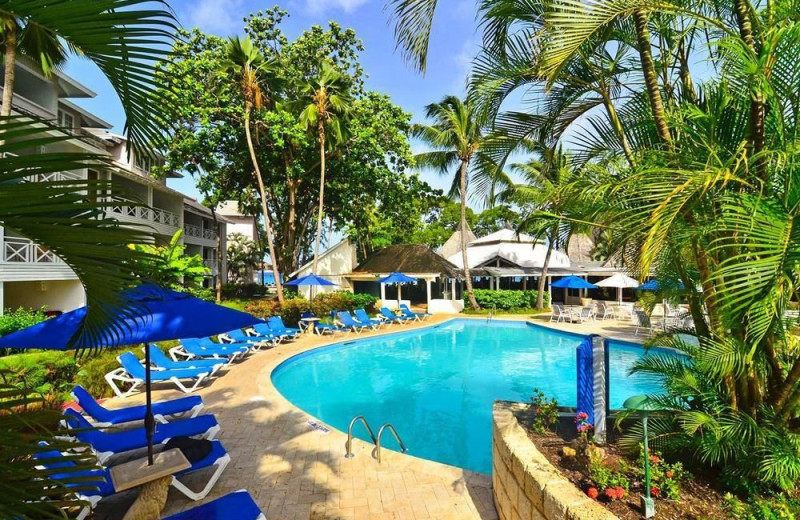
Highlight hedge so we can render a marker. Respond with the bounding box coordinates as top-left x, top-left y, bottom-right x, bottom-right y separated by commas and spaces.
0, 351, 77, 403
244, 291, 379, 326
221, 283, 267, 299
467, 289, 550, 310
